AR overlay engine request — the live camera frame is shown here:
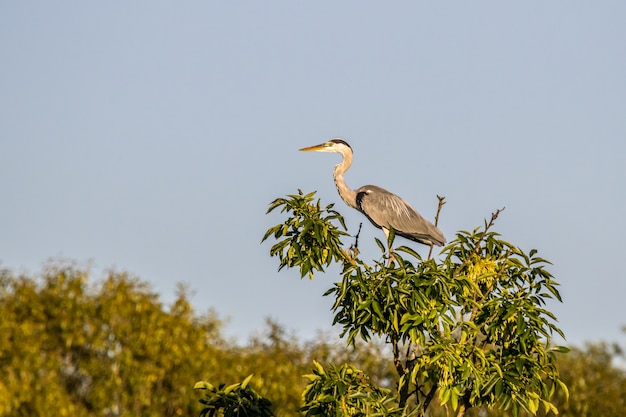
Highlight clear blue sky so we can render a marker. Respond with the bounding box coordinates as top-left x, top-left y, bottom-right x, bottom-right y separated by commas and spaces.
1, 2, 624, 346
